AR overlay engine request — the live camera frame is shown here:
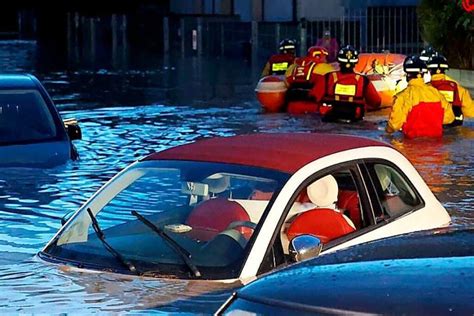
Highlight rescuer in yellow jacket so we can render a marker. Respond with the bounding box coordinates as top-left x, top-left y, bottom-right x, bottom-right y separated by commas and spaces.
427, 54, 474, 126
386, 55, 454, 139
